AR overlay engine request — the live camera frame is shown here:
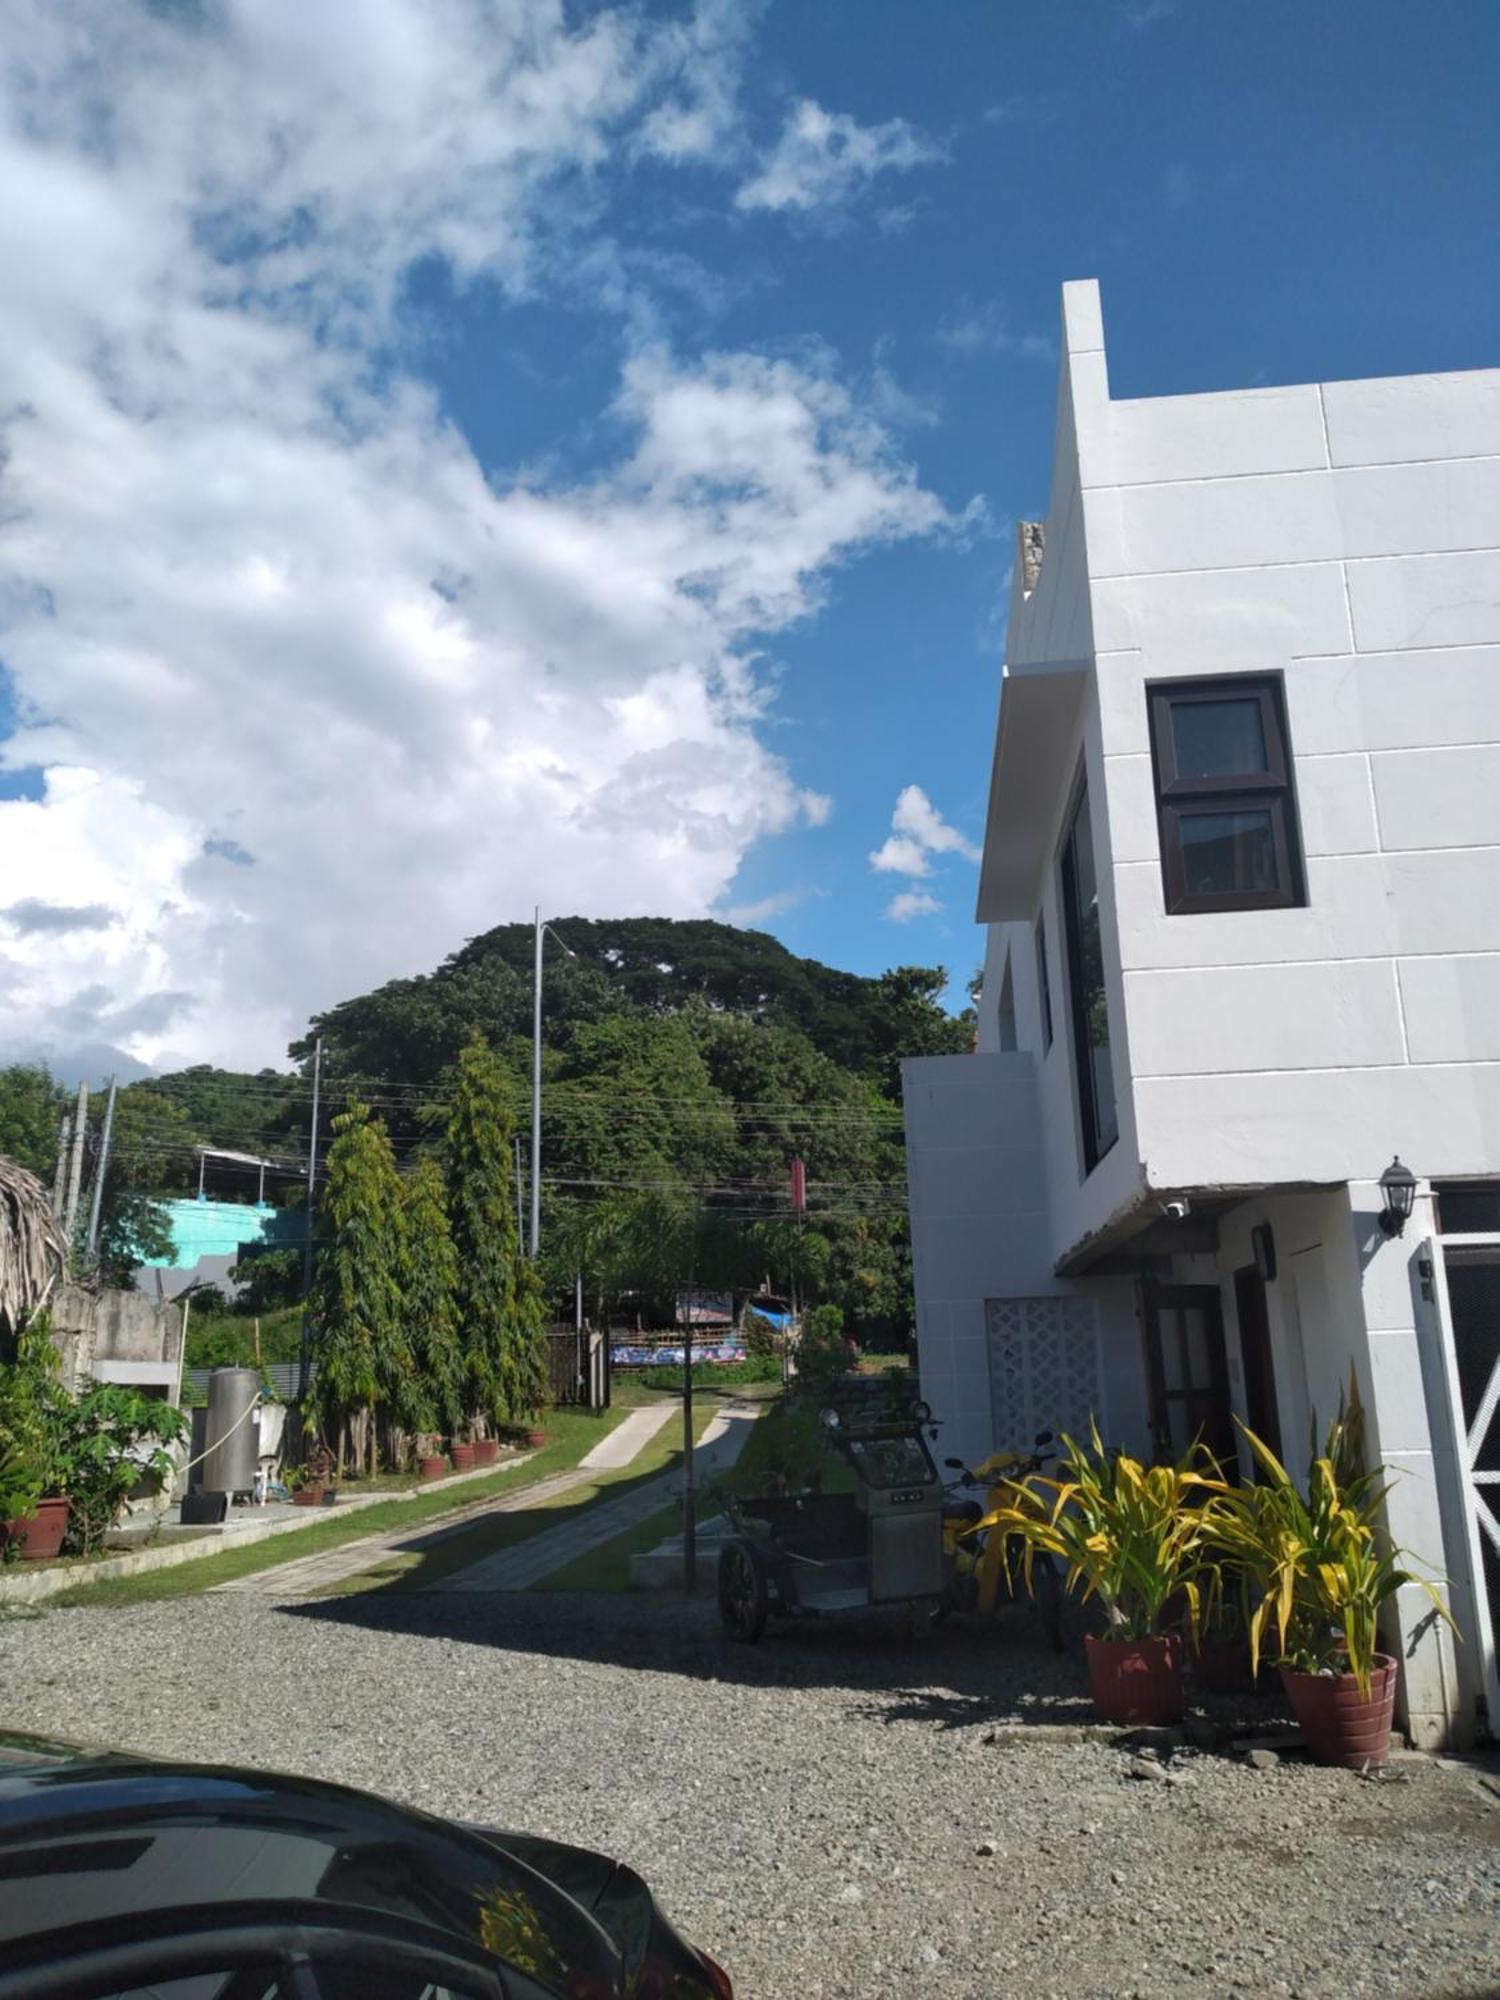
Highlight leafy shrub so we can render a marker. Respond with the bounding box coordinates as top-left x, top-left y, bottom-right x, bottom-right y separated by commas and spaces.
52, 1387, 188, 1557
715, 1396, 828, 1499
795, 1302, 850, 1393
741, 1309, 779, 1359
